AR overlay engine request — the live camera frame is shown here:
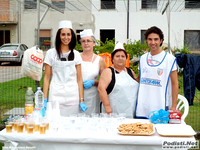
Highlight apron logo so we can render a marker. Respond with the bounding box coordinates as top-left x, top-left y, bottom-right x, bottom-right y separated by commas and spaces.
141, 78, 162, 87
157, 68, 163, 76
